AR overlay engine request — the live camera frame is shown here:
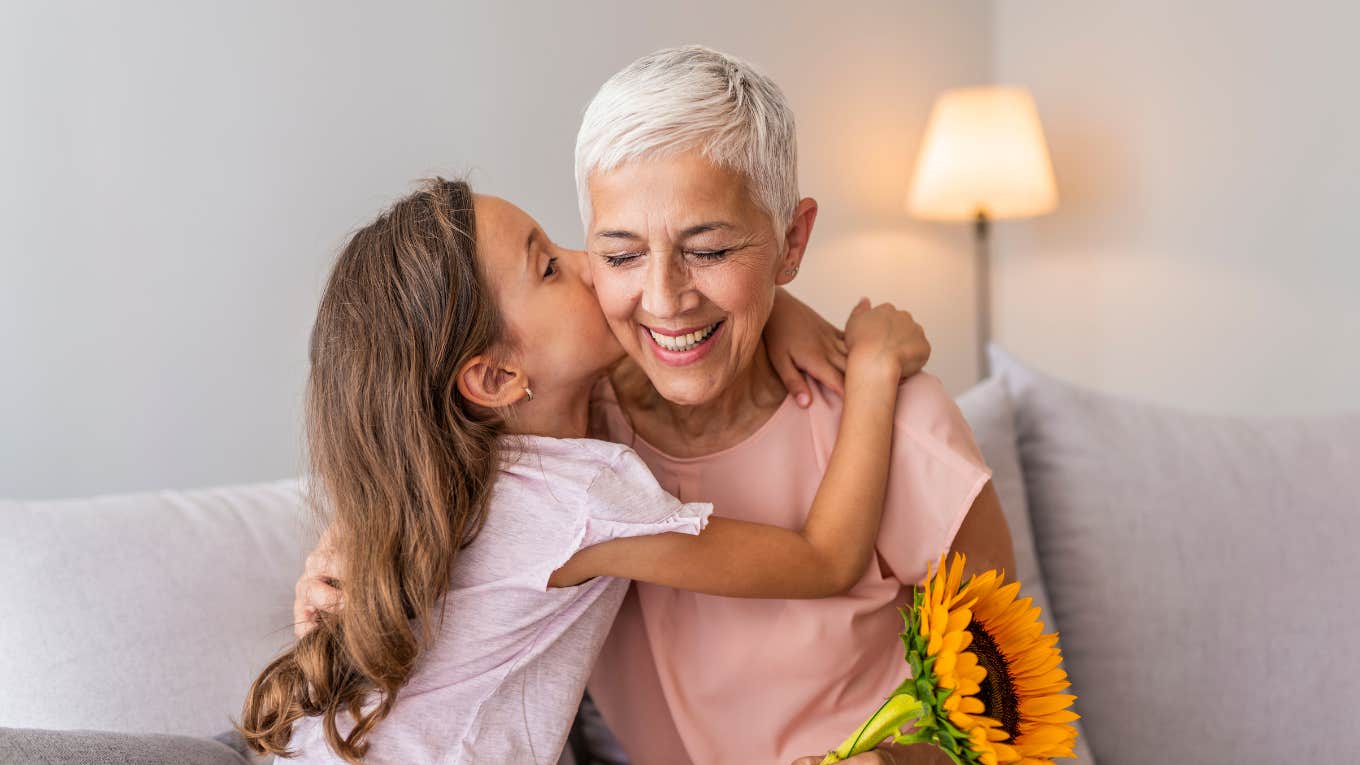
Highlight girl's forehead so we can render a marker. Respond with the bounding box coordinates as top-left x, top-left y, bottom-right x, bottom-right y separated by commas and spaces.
473, 196, 534, 268
474, 194, 530, 233
473, 193, 535, 295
